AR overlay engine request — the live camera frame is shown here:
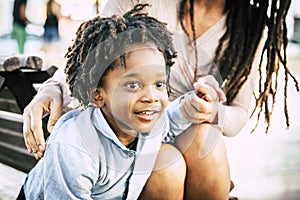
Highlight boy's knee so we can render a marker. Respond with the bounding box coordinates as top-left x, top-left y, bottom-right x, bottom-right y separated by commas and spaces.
139, 144, 186, 199
153, 143, 186, 181
175, 123, 226, 159
198, 124, 225, 159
